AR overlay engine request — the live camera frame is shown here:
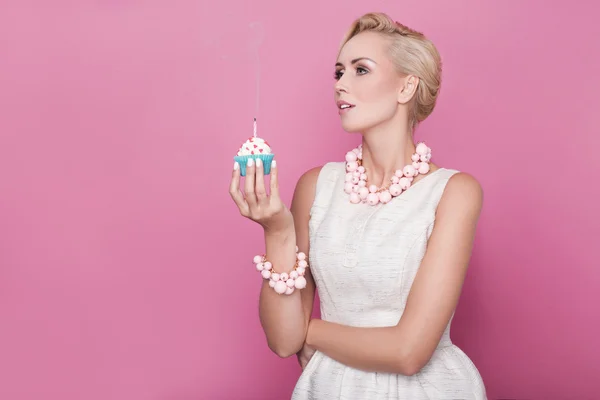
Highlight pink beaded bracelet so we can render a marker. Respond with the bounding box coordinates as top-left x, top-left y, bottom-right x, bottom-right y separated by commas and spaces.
253, 246, 309, 295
